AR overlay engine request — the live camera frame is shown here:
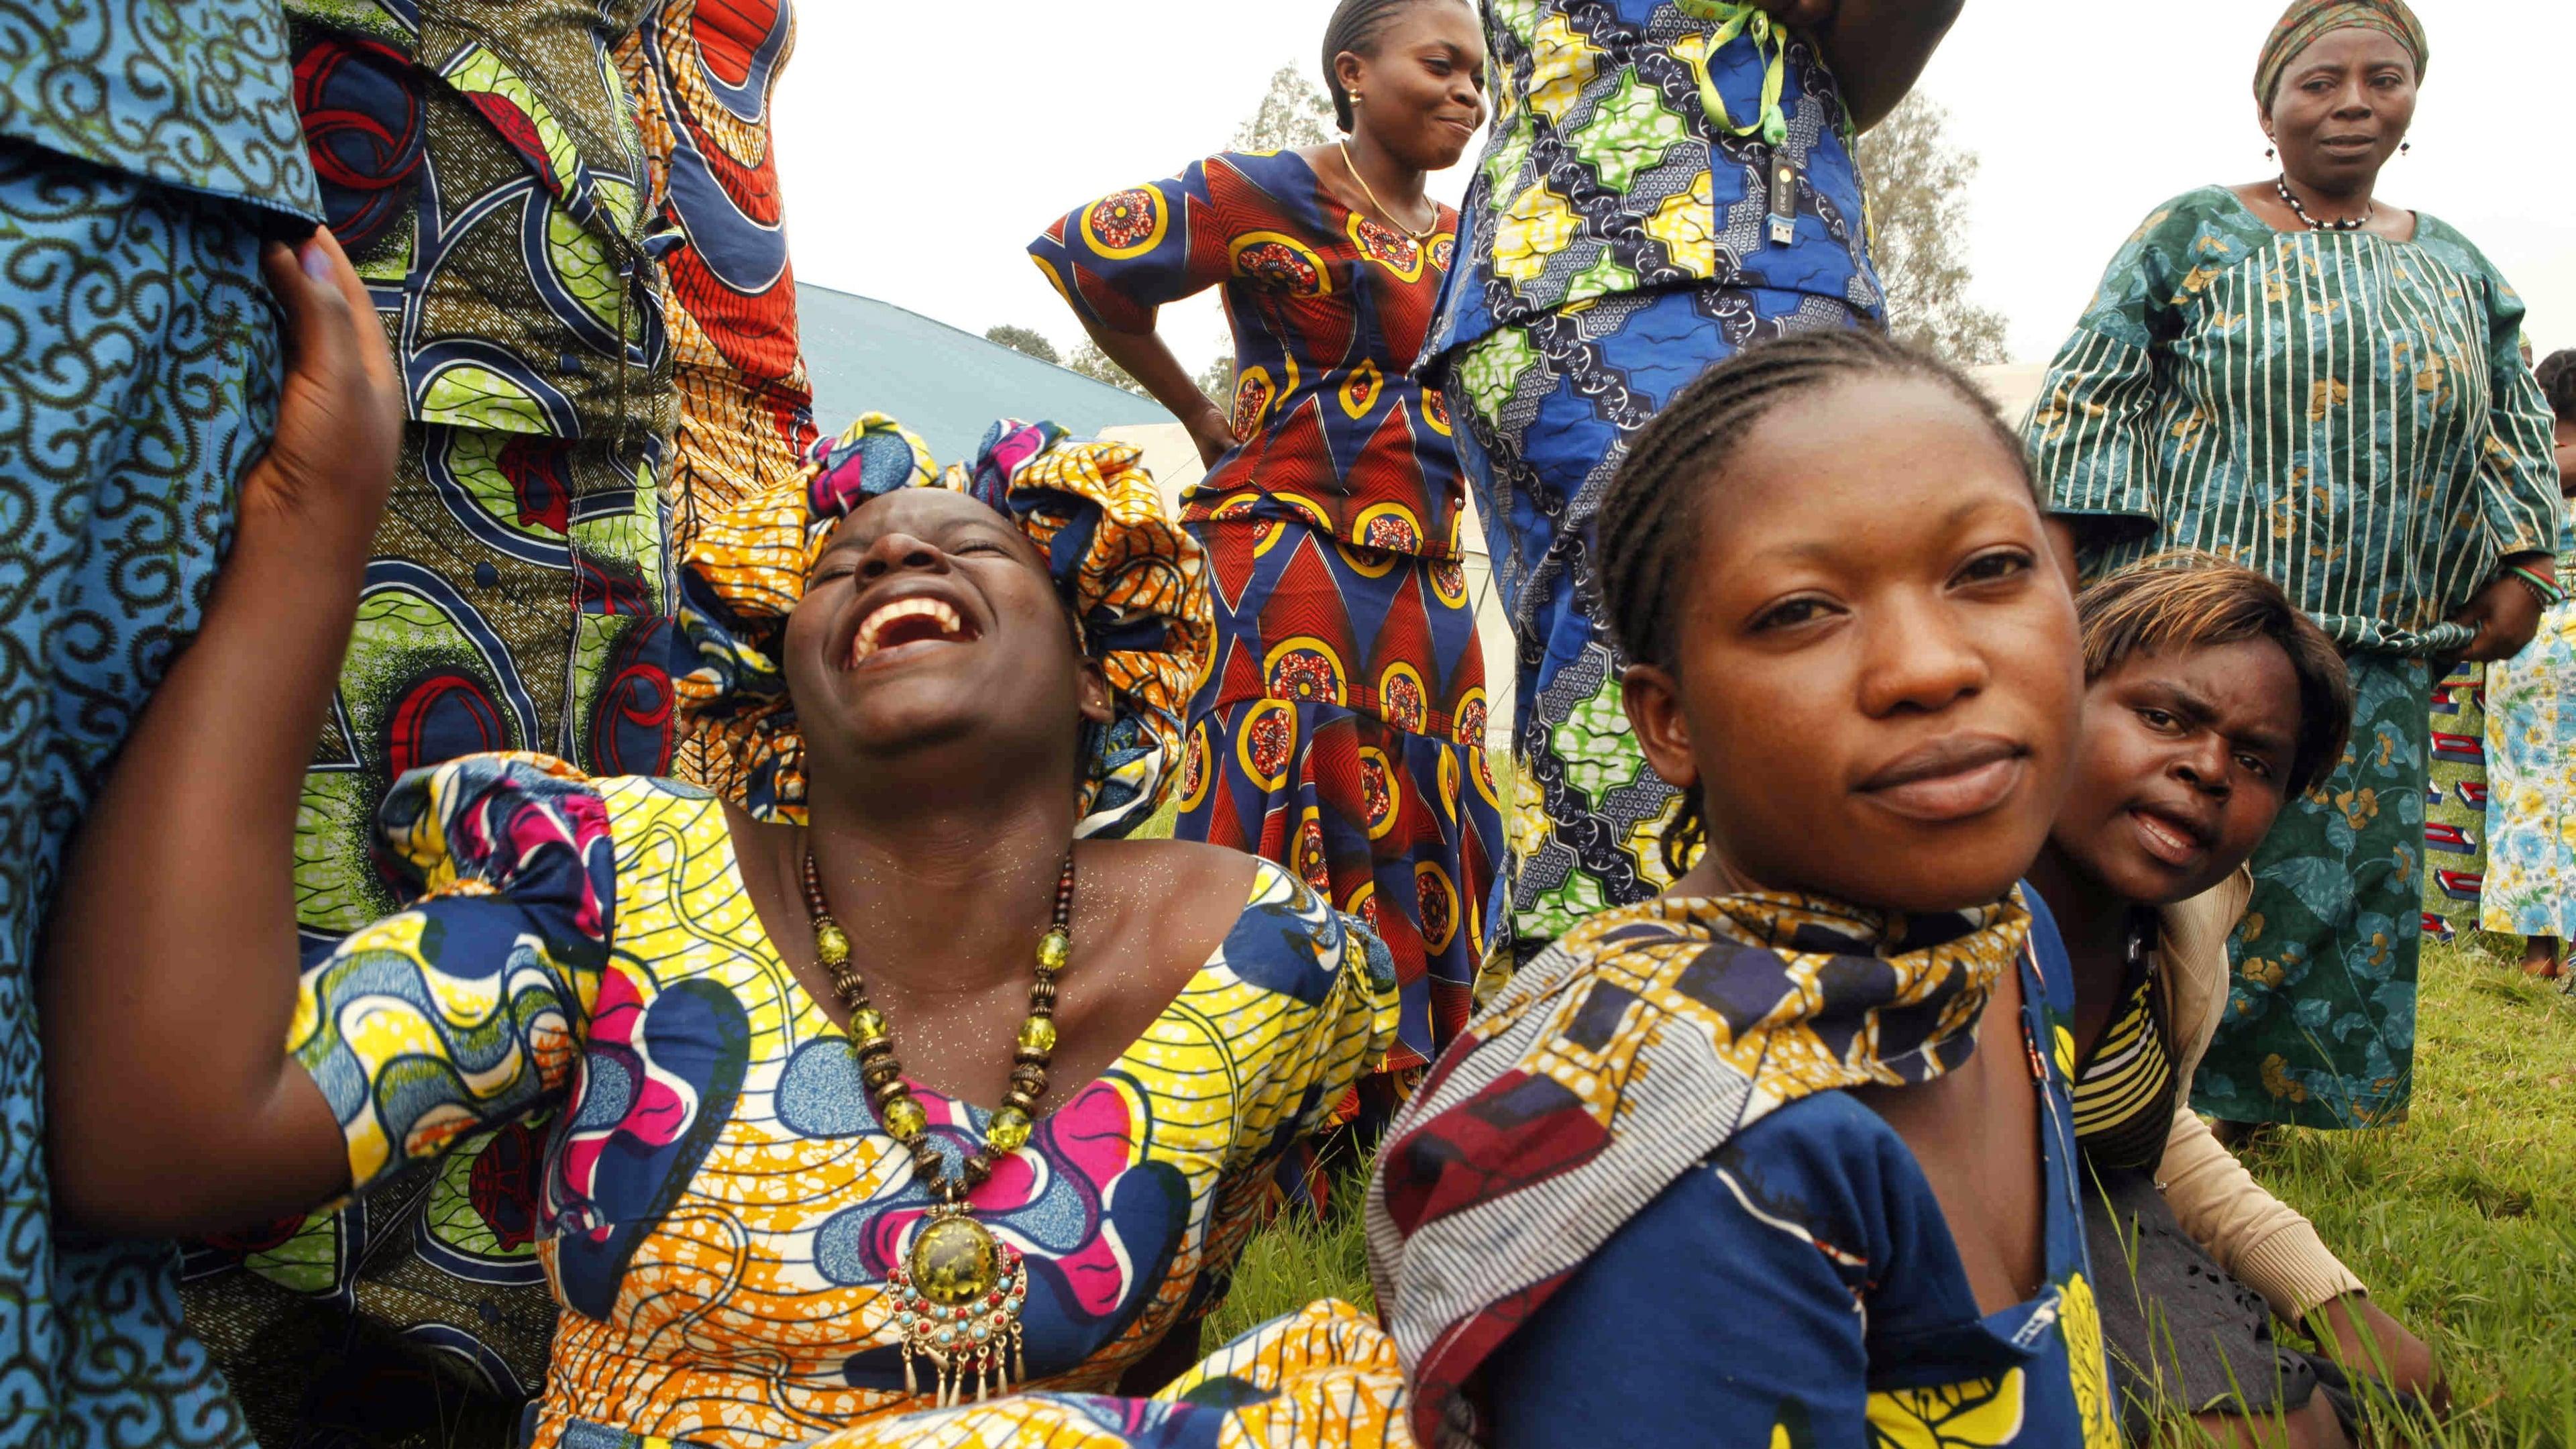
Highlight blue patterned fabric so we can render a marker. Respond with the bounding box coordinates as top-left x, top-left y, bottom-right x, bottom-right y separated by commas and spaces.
1425, 0, 1881, 370
0, 0, 321, 220
1480, 916, 2117, 1448
0, 138, 286, 1449
1444, 283, 1865, 941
